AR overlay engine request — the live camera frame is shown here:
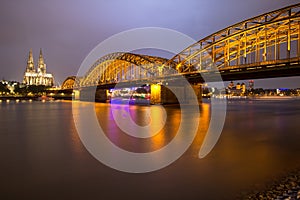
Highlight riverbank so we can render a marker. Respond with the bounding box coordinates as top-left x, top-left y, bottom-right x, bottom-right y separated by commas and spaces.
0, 95, 72, 101
250, 96, 300, 101
241, 169, 300, 199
